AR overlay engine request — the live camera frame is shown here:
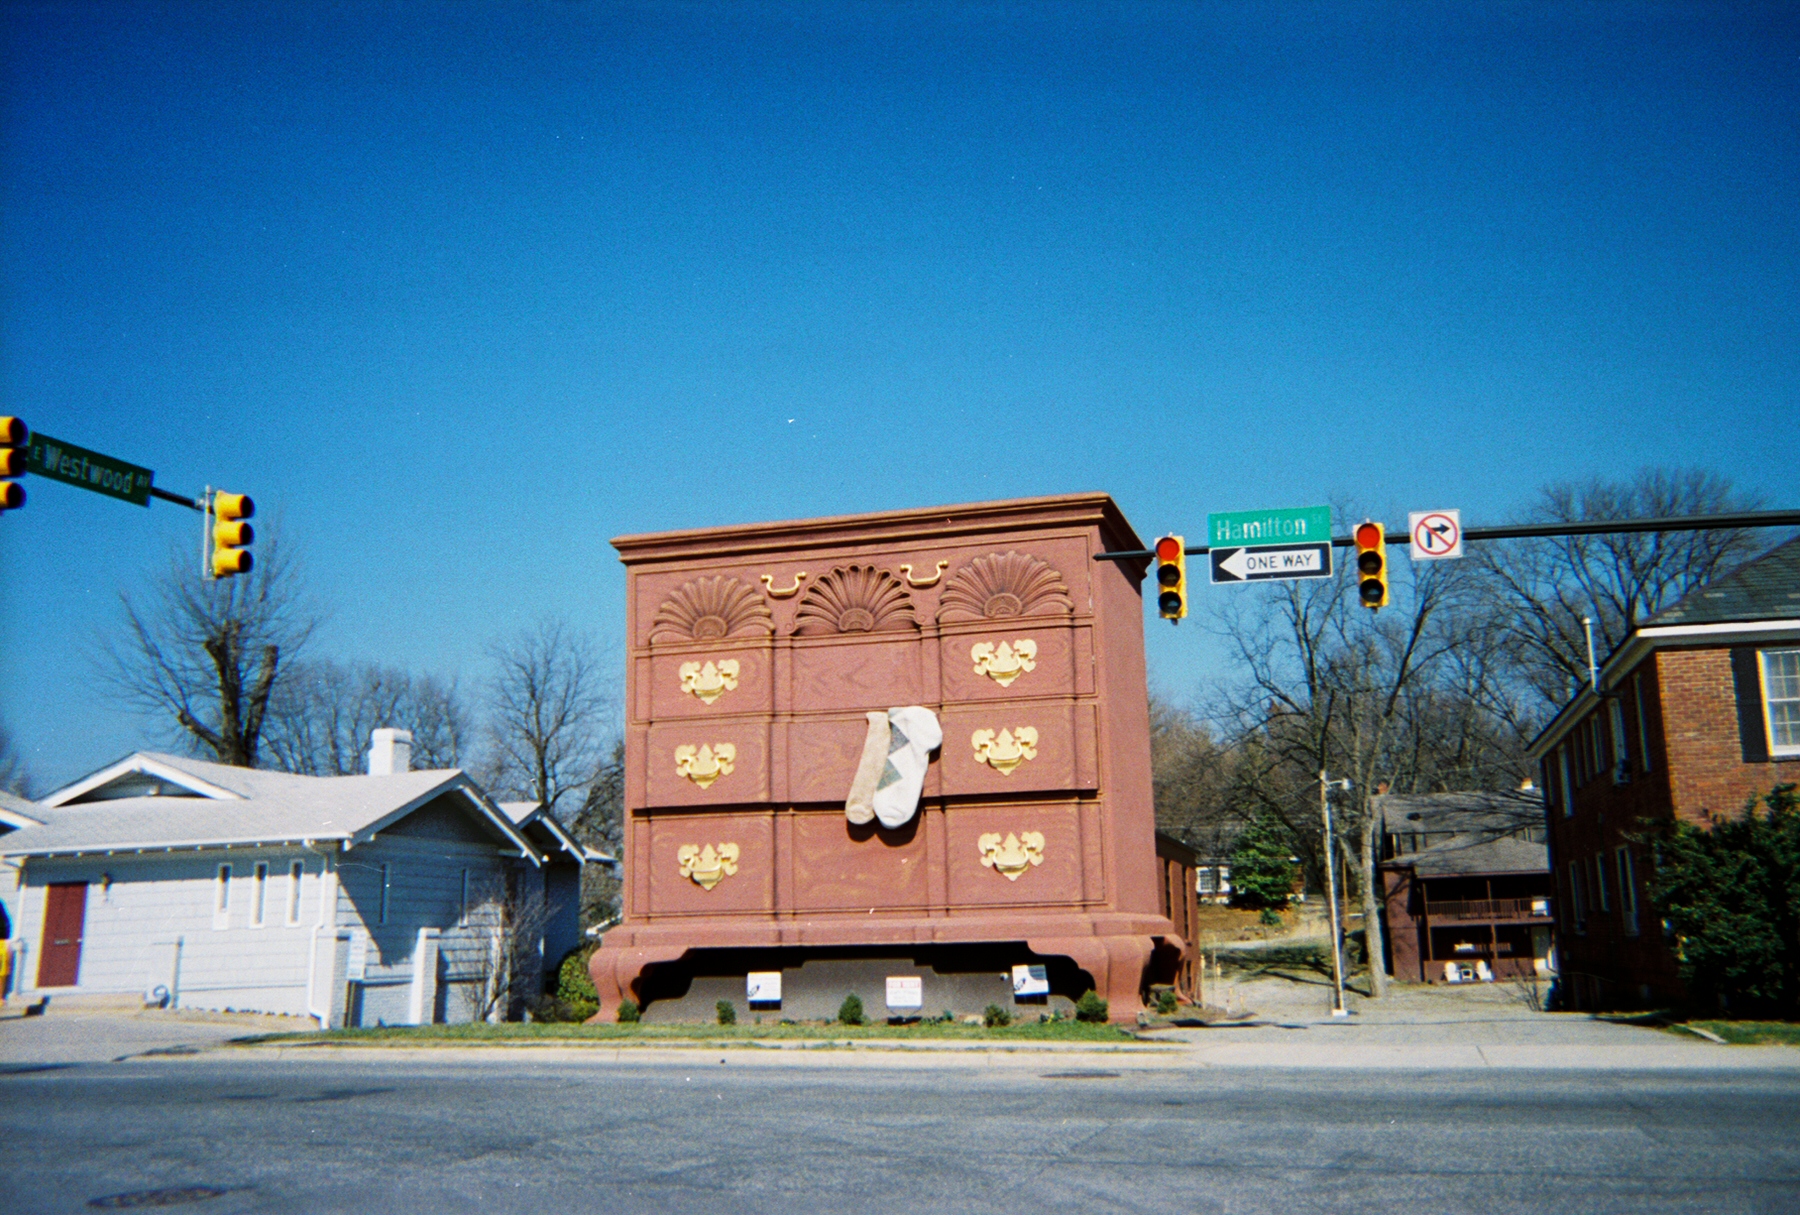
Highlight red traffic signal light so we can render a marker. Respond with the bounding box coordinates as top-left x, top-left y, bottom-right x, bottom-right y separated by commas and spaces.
1155, 534, 1187, 622
1354, 521, 1388, 609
